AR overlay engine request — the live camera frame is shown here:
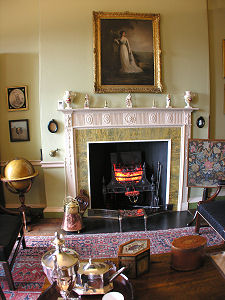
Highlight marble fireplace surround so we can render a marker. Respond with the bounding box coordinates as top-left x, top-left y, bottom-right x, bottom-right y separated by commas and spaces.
60, 107, 198, 211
